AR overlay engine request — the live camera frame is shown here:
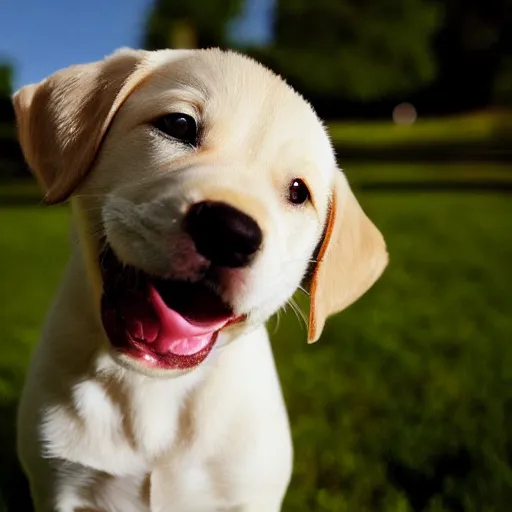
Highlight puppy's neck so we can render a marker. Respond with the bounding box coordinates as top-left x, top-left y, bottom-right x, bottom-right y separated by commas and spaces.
36, 245, 107, 376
